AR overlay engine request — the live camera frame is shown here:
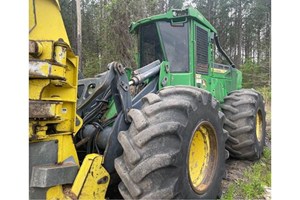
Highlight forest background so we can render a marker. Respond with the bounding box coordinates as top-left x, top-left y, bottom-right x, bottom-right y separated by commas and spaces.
60, 0, 271, 93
